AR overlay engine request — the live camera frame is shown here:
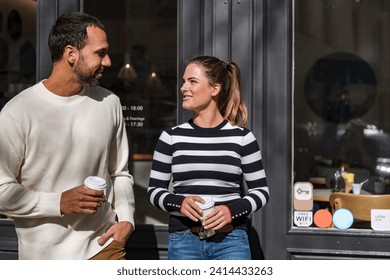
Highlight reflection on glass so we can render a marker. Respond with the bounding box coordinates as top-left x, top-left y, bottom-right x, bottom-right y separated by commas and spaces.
85, 0, 177, 159
304, 52, 377, 124
0, 0, 36, 220
84, 0, 177, 225
294, 0, 390, 230
0, 0, 36, 112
